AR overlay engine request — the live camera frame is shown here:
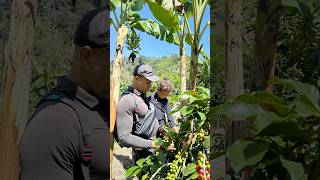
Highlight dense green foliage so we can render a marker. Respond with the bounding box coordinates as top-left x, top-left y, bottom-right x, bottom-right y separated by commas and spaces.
30, 1, 106, 111
216, 79, 320, 179
276, 1, 320, 86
